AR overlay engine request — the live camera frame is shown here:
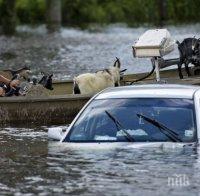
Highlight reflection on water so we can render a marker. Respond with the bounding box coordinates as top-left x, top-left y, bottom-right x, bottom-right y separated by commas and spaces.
0, 24, 200, 80
0, 127, 200, 195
